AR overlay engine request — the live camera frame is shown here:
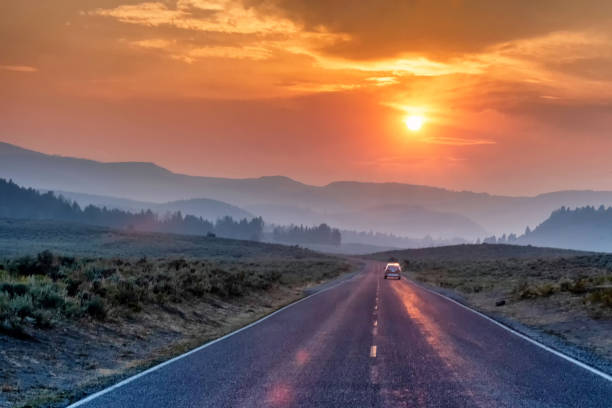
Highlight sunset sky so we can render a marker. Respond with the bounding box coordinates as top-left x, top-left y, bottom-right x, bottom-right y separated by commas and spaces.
2, 1, 612, 195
